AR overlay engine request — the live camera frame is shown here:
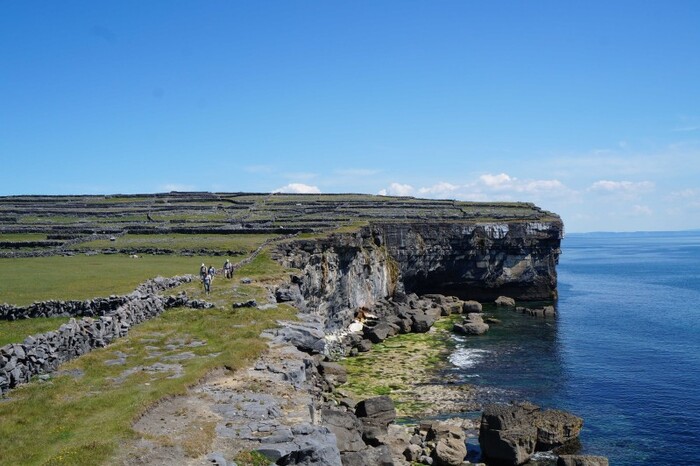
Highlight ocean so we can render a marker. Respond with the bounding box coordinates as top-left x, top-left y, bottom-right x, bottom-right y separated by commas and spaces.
446, 231, 700, 465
